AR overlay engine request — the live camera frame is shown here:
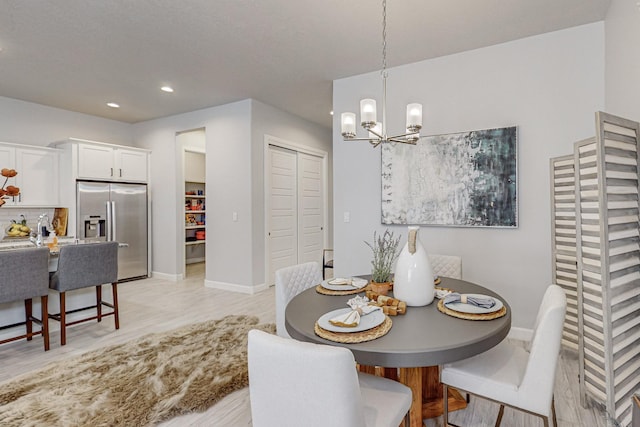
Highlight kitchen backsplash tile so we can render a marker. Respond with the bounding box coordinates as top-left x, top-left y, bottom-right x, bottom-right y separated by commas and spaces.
0, 208, 56, 235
